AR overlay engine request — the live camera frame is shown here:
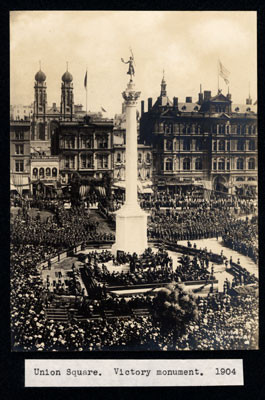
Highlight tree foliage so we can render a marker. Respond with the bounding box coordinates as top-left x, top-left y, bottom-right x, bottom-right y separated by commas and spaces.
152, 282, 198, 348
